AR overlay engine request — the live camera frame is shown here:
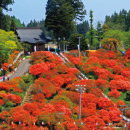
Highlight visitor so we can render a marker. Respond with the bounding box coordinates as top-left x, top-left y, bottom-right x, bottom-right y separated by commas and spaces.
7, 77, 9, 81
3, 76, 5, 81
